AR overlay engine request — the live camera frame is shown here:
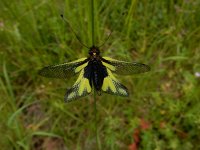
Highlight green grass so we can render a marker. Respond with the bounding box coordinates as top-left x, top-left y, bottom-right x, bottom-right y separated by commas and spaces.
1, 0, 200, 149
